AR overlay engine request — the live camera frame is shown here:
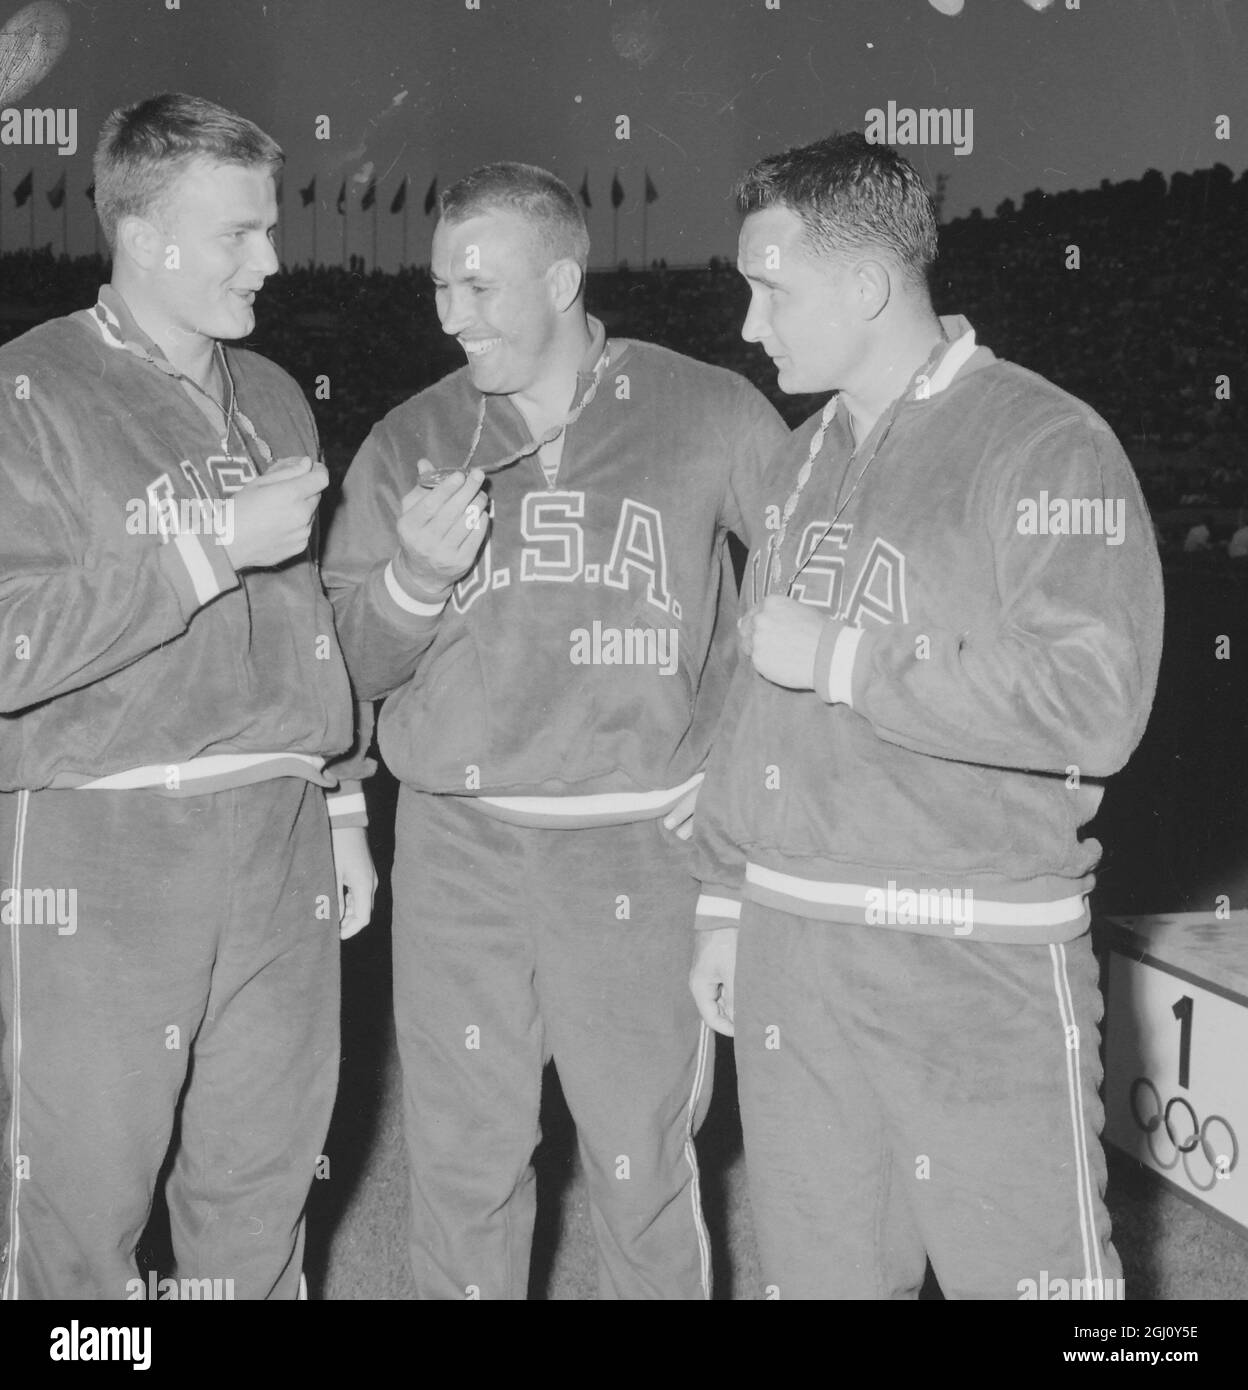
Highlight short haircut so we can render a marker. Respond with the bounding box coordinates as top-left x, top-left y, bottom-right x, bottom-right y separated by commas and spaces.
93, 92, 283, 249
735, 132, 937, 288
439, 162, 590, 271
